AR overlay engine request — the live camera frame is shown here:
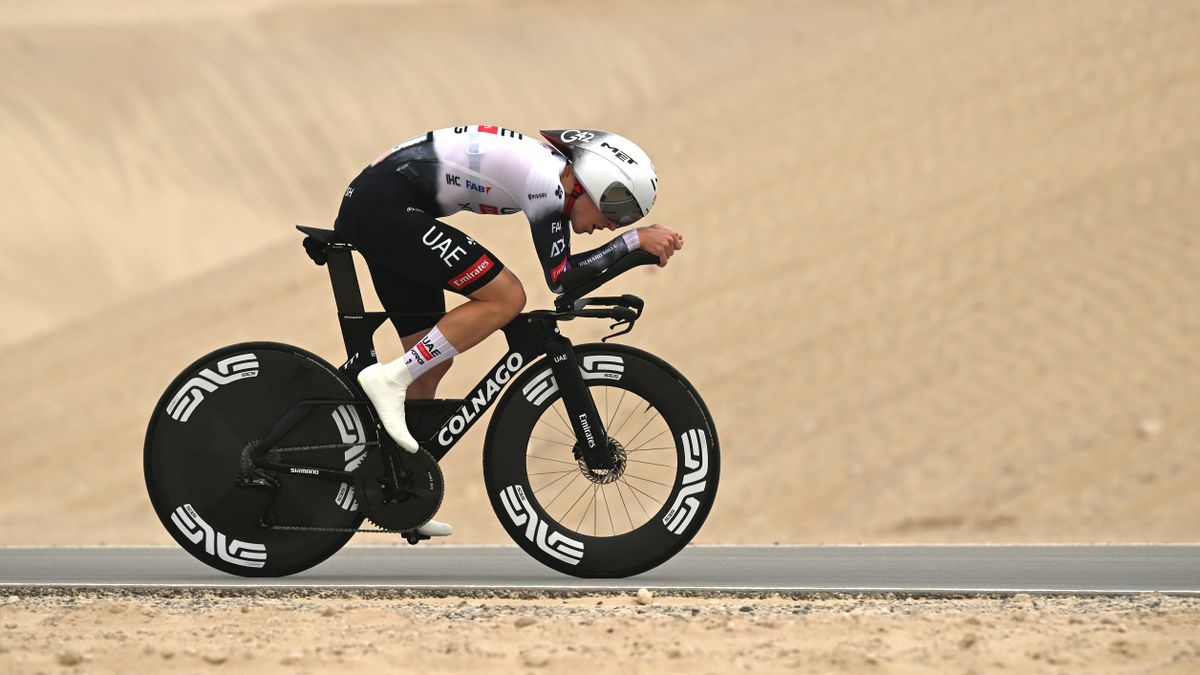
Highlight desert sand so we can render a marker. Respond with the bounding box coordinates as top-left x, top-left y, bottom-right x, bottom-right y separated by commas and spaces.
0, 0, 1198, 550
2, 590, 1199, 673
